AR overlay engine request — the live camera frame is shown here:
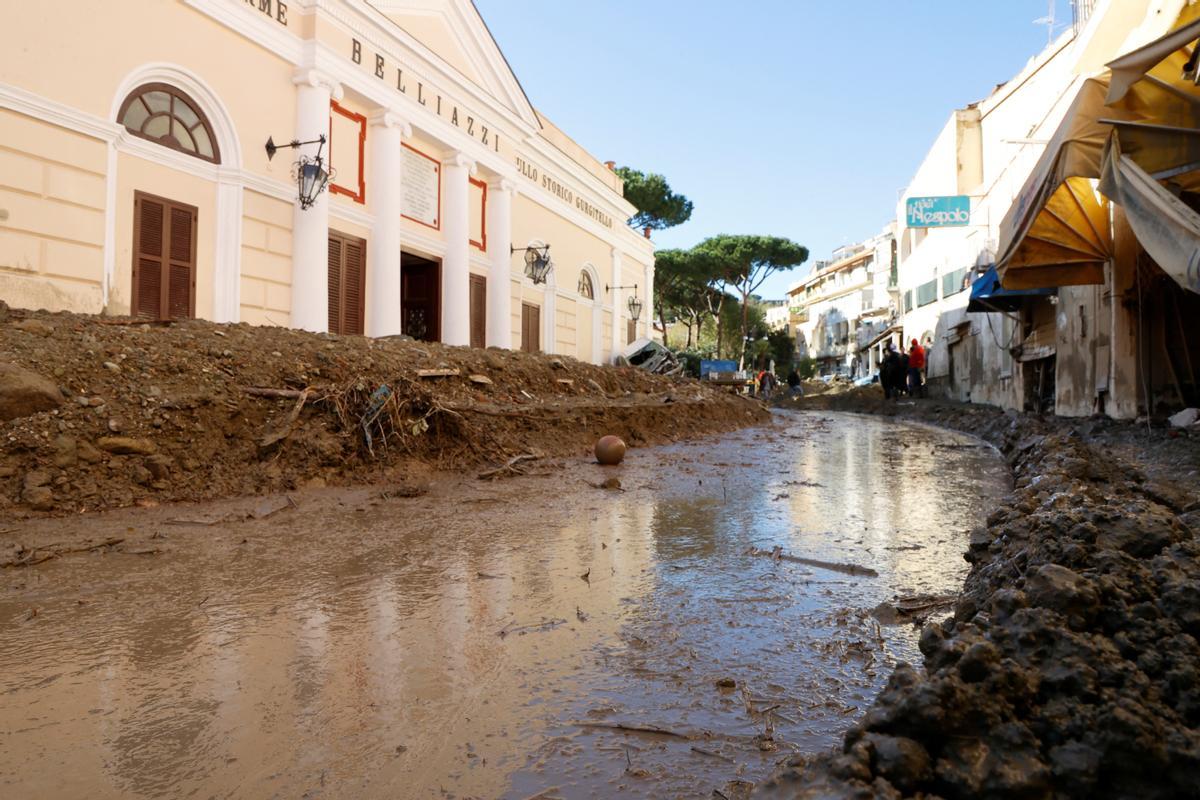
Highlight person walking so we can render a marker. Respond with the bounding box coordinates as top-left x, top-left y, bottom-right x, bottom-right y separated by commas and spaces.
896, 344, 911, 398
786, 368, 803, 398
759, 370, 776, 401
908, 338, 926, 398
880, 344, 901, 400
